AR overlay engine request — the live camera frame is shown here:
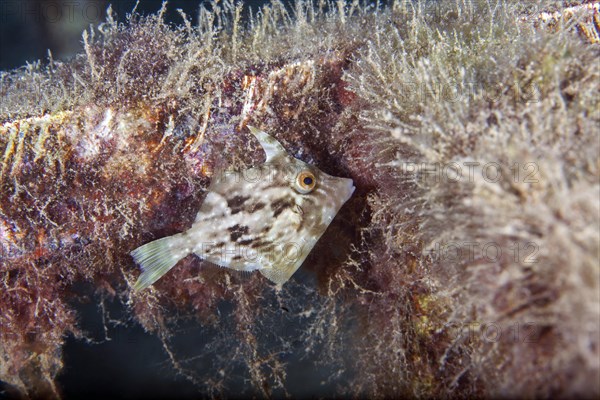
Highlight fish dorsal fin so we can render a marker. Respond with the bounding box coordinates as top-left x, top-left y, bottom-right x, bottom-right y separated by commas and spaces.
247, 126, 288, 163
